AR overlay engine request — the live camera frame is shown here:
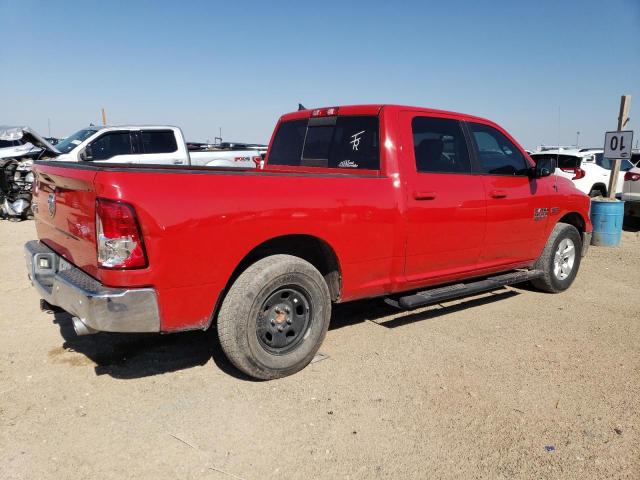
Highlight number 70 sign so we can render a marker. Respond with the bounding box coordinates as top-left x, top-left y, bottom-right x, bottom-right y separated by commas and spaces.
604, 130, 633, 159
